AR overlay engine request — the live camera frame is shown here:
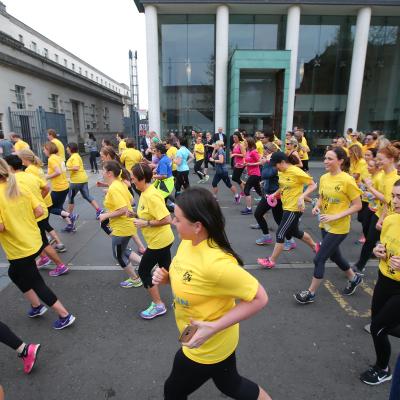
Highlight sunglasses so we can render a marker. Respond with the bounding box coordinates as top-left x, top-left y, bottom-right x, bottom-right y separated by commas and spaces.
286, 143, 292, 145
